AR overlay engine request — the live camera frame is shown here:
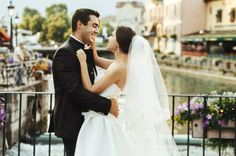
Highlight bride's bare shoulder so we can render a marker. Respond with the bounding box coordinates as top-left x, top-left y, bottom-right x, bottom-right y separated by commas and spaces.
107, 62, 126, 73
